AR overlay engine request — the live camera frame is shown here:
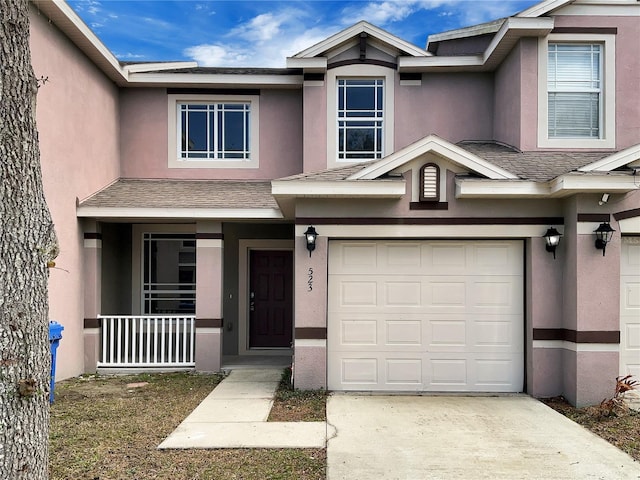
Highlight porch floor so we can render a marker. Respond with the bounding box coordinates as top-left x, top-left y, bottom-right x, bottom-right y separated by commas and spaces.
221, 355, 291, 370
